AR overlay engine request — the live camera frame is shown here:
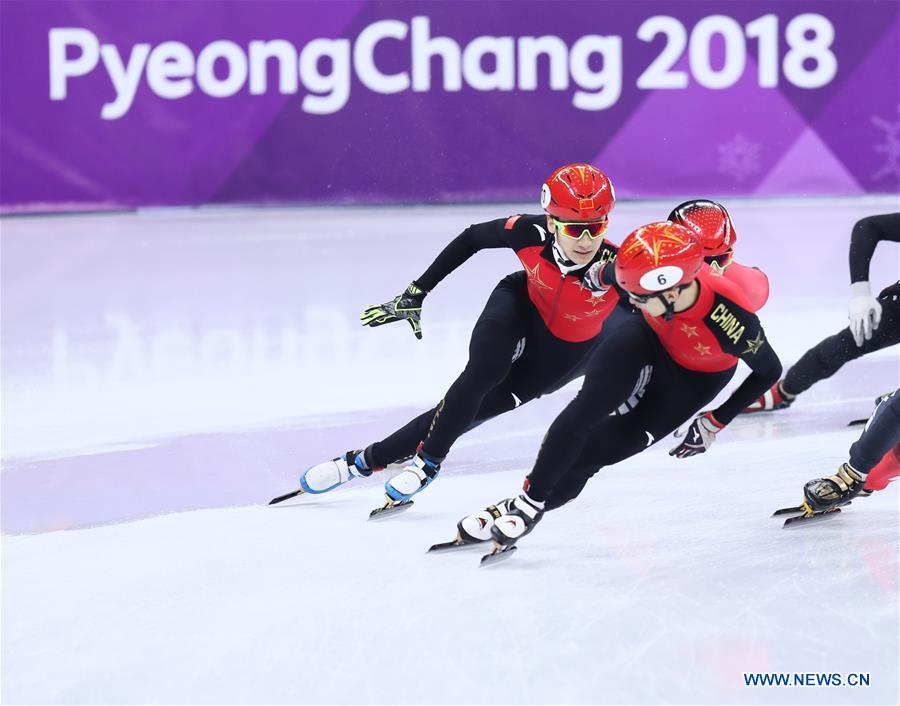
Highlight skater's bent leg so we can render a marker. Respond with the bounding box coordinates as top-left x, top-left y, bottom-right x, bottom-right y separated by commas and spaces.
419, 277, 528, 460
367, 374, 528, 467
544, 417, 654, 510
421, 323, 521, 459
863, 445, 900, 491
544, 472, 594, 511
783, 329, 866, 396
368, 276, 528, 465
367, 407, 438, 468
850, 391, 900, 474
543, 363, 734, 509
784, 291, 900, 396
